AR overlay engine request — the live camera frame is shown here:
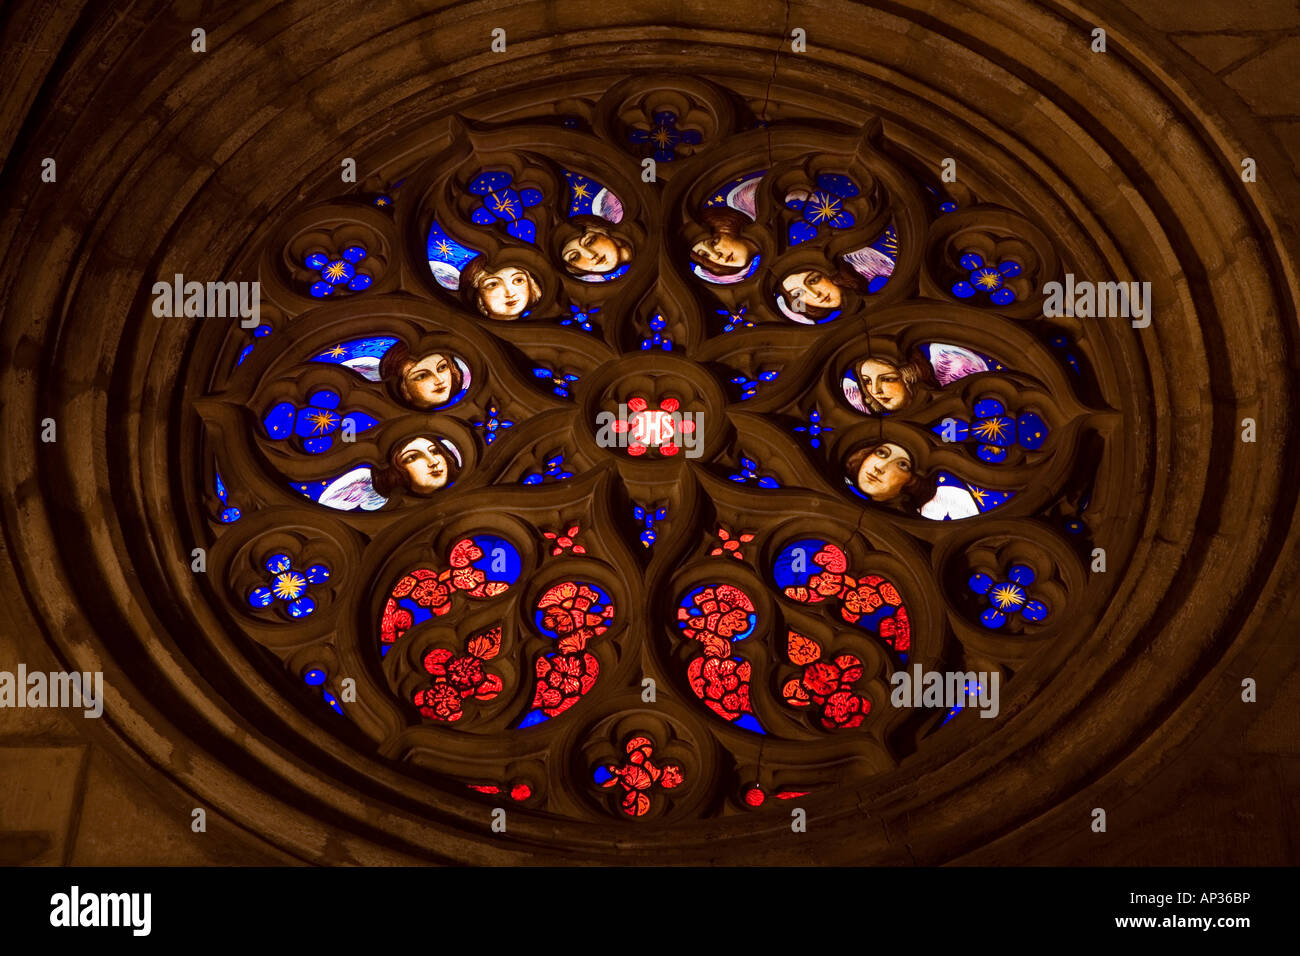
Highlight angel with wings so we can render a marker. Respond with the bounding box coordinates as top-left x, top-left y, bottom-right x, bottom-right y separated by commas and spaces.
302, 435, 464, 512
